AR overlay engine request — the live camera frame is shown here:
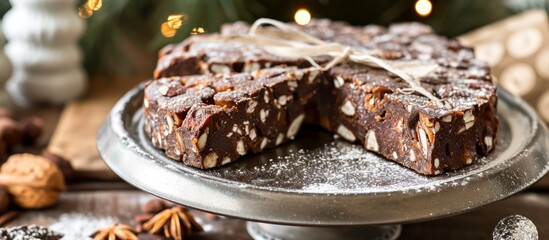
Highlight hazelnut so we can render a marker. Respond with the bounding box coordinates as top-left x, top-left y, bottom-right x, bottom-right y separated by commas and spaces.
221, 157, 231, 165
418, 127, 429, 155
197, 132, 208, 151
275, 133, 284, 145
0, 154, 65, 209
260, 138, 269, 150
278, 96, 287, 106
287, 114, 305, 138
0, 118, 23, 148
340, 100, 356, 116
0, 140, 6, 157
243, 62, 261, 73
249, 128, 257, 141
236, 140, 246, 155
263, 91, 270, 104
336, 124, 356, 142
134, 213, 154, 232
463, 110, 475, 123
203, 152, 218, 168
246, 100, 258, 113
365, 130, 379, 151
0, 108, 12, 119
142, 199, 169, 214
442, 115, 452, 122
334, 76, 344, 88
41, 150, 75, 183
484, 136, 493, 151
210, 64, 231, 74
19, 117, 44, 145
260, 109, 269, 123
0, 185, 11, 214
